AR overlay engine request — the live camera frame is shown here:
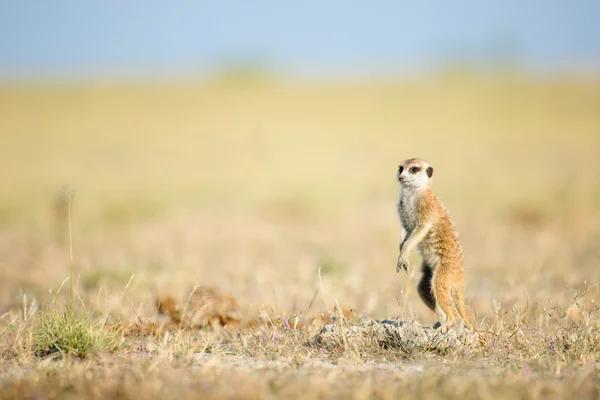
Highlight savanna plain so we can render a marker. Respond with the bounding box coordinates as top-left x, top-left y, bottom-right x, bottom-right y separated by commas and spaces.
1, 74, 600, 399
